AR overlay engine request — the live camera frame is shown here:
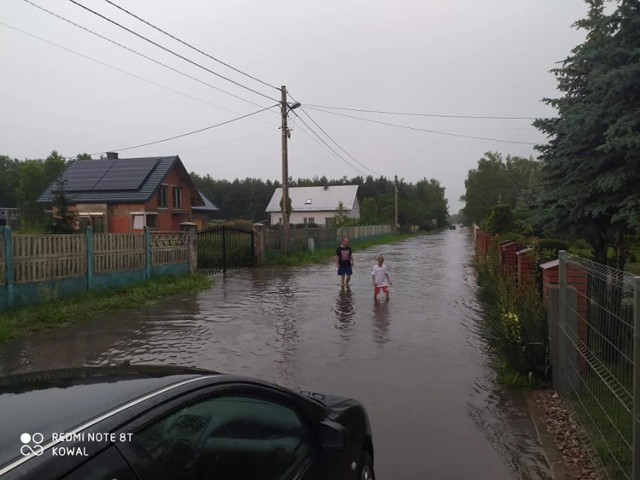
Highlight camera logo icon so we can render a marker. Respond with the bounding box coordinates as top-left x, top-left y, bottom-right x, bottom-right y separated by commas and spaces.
20, 433, 44, 457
